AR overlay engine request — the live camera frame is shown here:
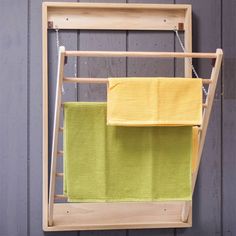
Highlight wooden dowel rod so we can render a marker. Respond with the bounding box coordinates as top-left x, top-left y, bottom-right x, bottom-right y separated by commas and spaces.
56, 173, 64, 177
202, 79, 212, 84
59, 127, 64, 132
64, 77, 108, 84
64, 77, 212, 84
57, 151, 64, 156
65, 51, 217, 59
54, 194, 67, 200
202, 103, 208, 108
